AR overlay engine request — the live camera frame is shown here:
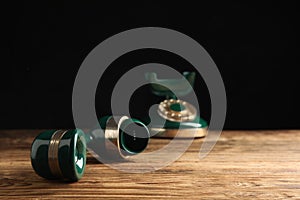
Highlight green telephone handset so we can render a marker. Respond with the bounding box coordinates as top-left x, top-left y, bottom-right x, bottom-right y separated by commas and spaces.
145, 71, 208, 138
30, 116, 149, 182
